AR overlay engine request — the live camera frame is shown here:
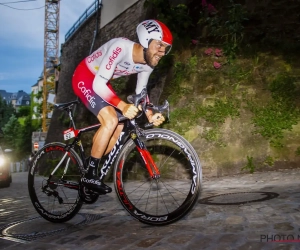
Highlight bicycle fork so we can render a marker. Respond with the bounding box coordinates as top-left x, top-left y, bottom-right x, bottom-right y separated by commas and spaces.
131, 133, 161, 179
